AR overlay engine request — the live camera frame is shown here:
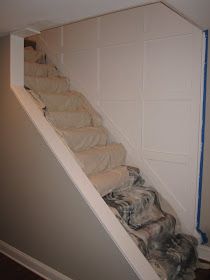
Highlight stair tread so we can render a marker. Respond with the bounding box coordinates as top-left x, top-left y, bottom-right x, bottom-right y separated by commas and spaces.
149, 234, 197, 280
60, 126, 108, 152
24, 62, 58, 77
89, 166, 131, 196
104, 185, 164, 230
24, 75, 69, 94
130, 214, 176, 247
39, 91, 84, 112
24, 47, 44, 63
76, 143, 126, 175
46, 110, 92, 129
